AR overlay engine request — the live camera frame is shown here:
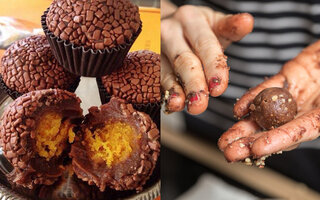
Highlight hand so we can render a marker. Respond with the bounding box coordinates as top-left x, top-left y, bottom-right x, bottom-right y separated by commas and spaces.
218, 41, 320, 166
161, 5, 254, 115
